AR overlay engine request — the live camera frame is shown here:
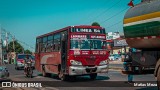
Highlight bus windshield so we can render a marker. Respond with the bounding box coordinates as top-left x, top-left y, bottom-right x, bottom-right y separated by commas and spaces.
70, 39, 106, 50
